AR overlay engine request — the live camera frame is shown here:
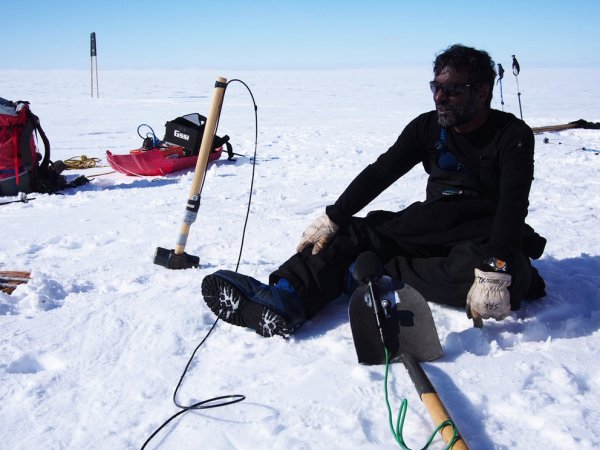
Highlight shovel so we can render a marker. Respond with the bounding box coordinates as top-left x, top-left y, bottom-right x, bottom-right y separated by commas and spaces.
154, 76, 227, 270
349, 252, 468, 449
